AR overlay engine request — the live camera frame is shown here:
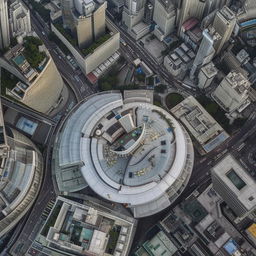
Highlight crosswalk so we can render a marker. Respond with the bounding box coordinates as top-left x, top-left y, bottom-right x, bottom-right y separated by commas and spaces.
41, 199, 56, 221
